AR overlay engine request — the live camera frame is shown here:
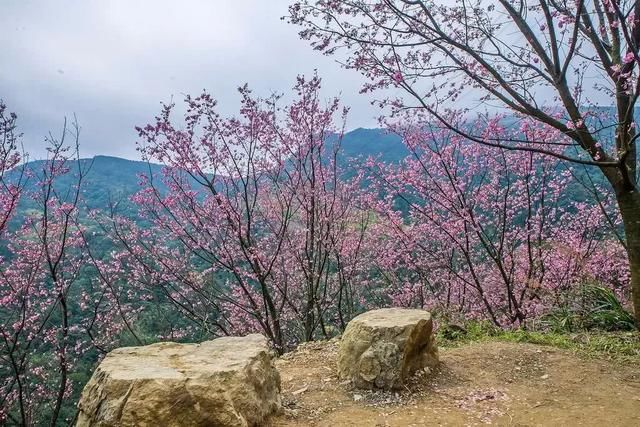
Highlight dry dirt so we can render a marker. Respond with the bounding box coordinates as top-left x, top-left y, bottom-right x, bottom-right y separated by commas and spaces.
272, 339, 640, 426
